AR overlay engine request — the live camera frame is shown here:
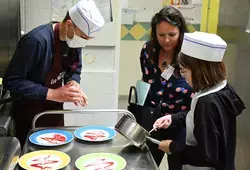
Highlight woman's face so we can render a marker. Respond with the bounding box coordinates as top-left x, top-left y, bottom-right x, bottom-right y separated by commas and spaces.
156, 21, 180, 52
179, 64, 193, 88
